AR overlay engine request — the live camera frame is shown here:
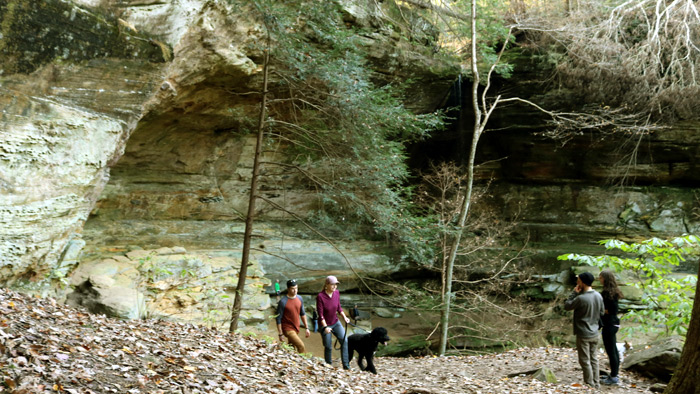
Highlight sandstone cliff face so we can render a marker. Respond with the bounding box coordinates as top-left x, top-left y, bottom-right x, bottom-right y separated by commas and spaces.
3, 0, 696, 329
0, 0, 168, 284
0, 0, 457, 327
